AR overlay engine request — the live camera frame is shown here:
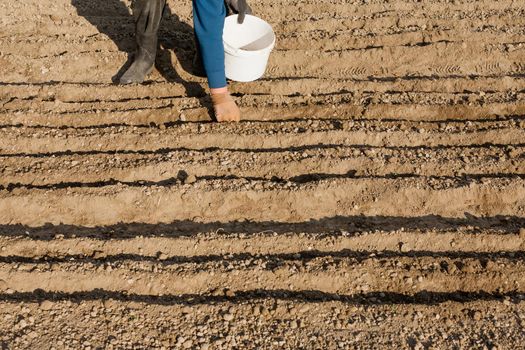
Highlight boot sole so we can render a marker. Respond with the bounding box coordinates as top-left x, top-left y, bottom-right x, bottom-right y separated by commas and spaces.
119, 66, 154, 85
